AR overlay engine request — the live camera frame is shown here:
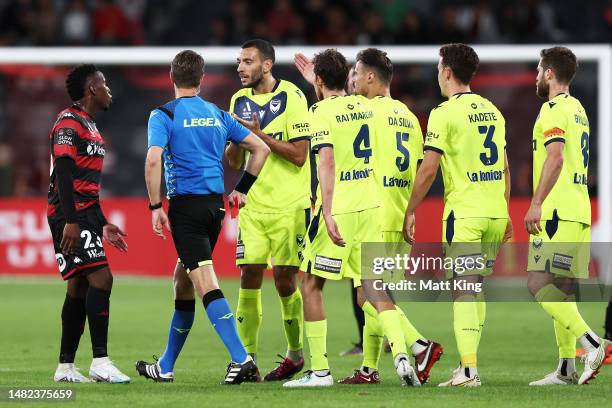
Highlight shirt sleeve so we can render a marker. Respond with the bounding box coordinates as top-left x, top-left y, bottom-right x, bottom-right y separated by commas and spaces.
52, 126, 78, 160
424, 106, 449, 154
539, 105, 567, 146
412, 115, 425, 161
286, 88, 311, 142
309, 106, 332, 153
147, 109, 171, 148
222, 110, 250, 144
